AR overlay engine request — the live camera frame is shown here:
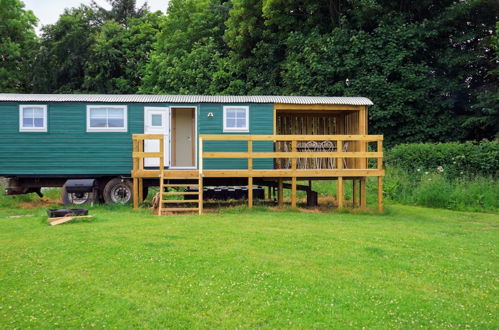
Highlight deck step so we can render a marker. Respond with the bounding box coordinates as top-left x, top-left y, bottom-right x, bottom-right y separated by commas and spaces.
161, 208, 199, 213
163, 191, 199, 195
158, 172, 203, 215
163, 184, 199, 187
